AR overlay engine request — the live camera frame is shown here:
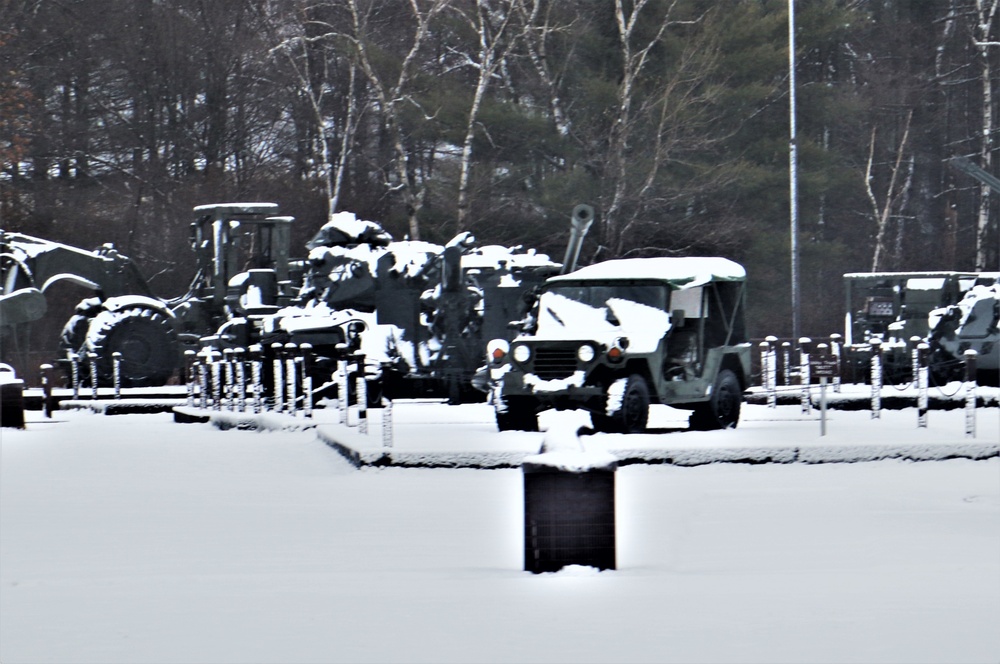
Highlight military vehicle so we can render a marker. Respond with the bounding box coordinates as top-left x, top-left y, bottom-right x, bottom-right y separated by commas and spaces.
1, 203, 297, 386
215, 205, 596, 405
483, 256, 751, 433
842, 271, 999, 384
